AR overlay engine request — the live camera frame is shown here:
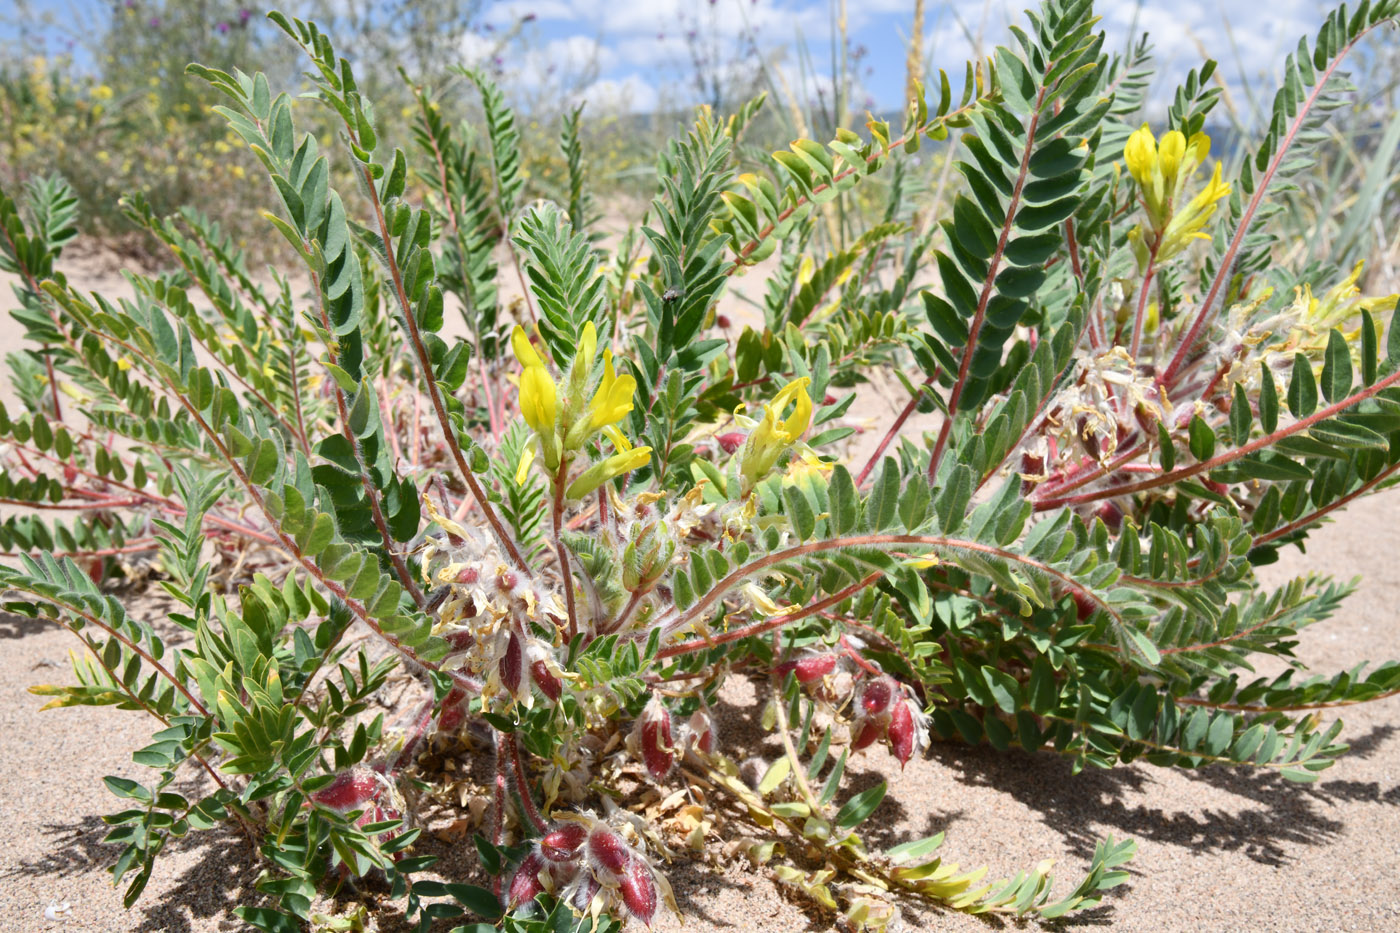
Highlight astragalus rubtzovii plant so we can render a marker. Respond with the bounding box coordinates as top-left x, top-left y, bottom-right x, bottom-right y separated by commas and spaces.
4, 1, 1400, 929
